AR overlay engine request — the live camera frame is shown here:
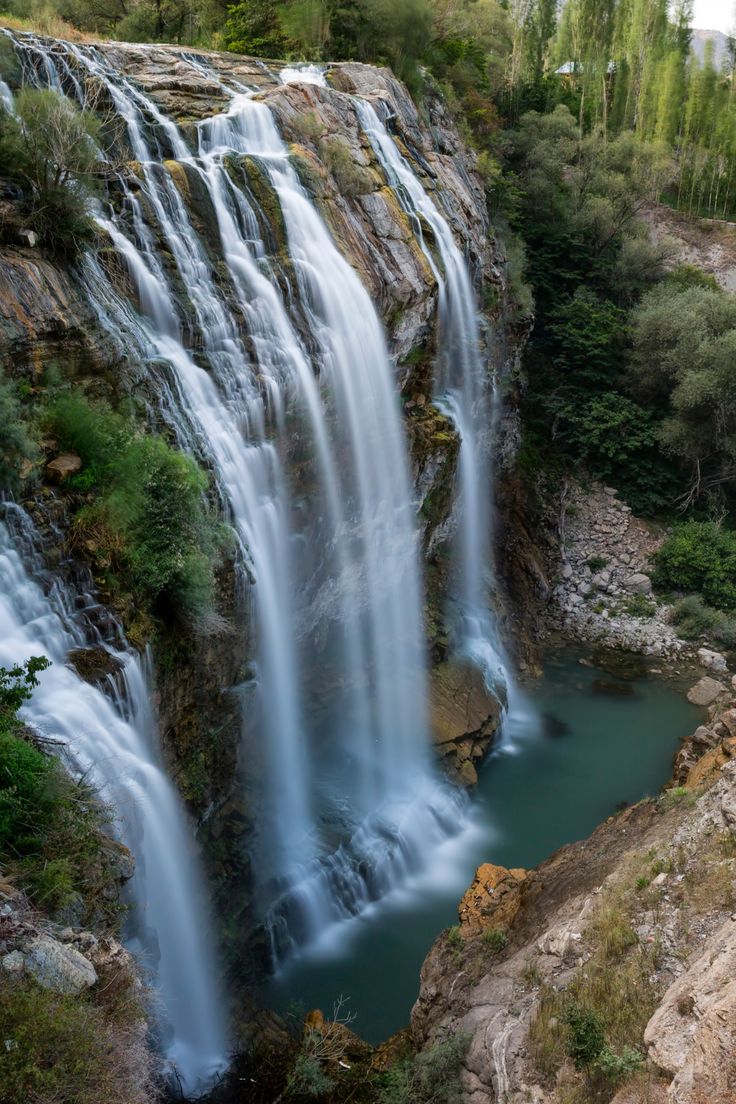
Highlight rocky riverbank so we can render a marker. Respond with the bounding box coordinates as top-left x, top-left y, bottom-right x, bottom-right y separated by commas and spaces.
410, 660, 736, 1103
547, 483, 691, 658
